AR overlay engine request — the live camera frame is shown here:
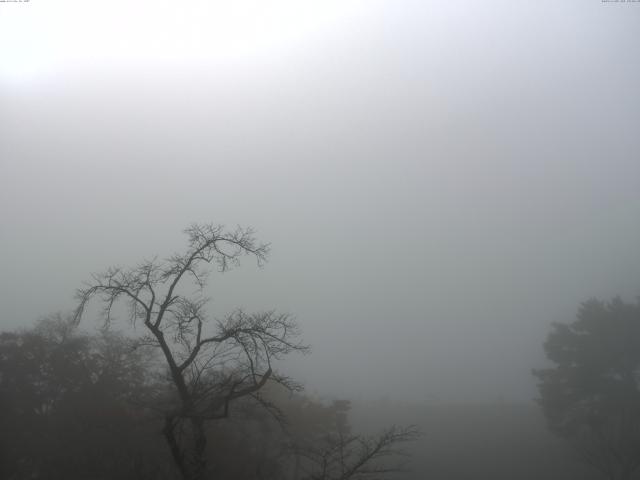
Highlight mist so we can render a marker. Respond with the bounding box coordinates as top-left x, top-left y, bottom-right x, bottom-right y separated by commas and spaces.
1, 1, 640, 478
